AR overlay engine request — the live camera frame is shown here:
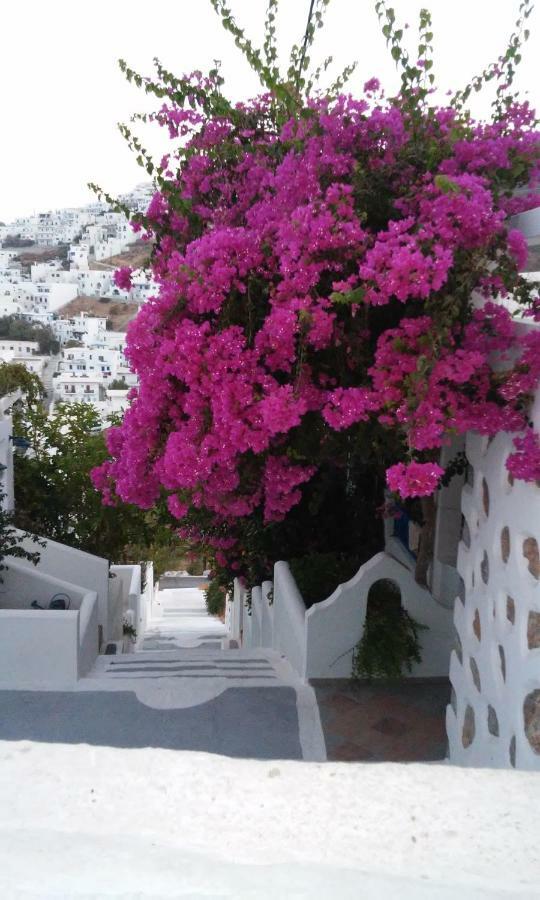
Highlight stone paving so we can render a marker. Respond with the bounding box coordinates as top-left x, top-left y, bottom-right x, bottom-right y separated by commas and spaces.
313, 677, 450, 762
